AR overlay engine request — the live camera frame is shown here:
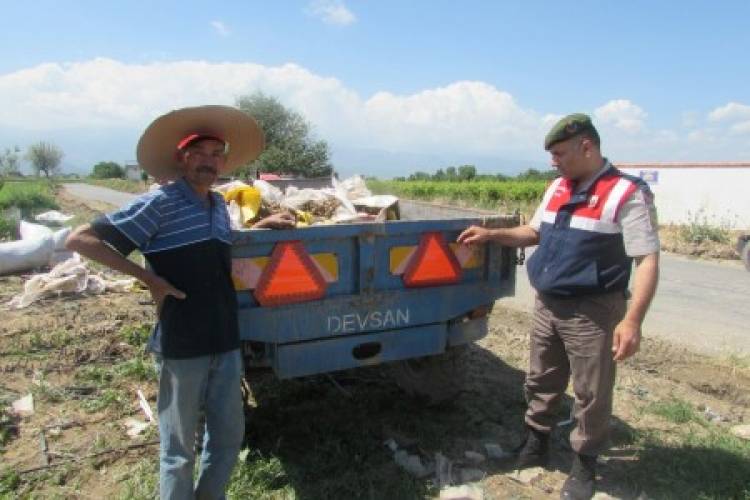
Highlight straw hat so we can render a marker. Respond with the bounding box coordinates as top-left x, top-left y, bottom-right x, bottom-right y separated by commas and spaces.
136, 105, 265, 179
